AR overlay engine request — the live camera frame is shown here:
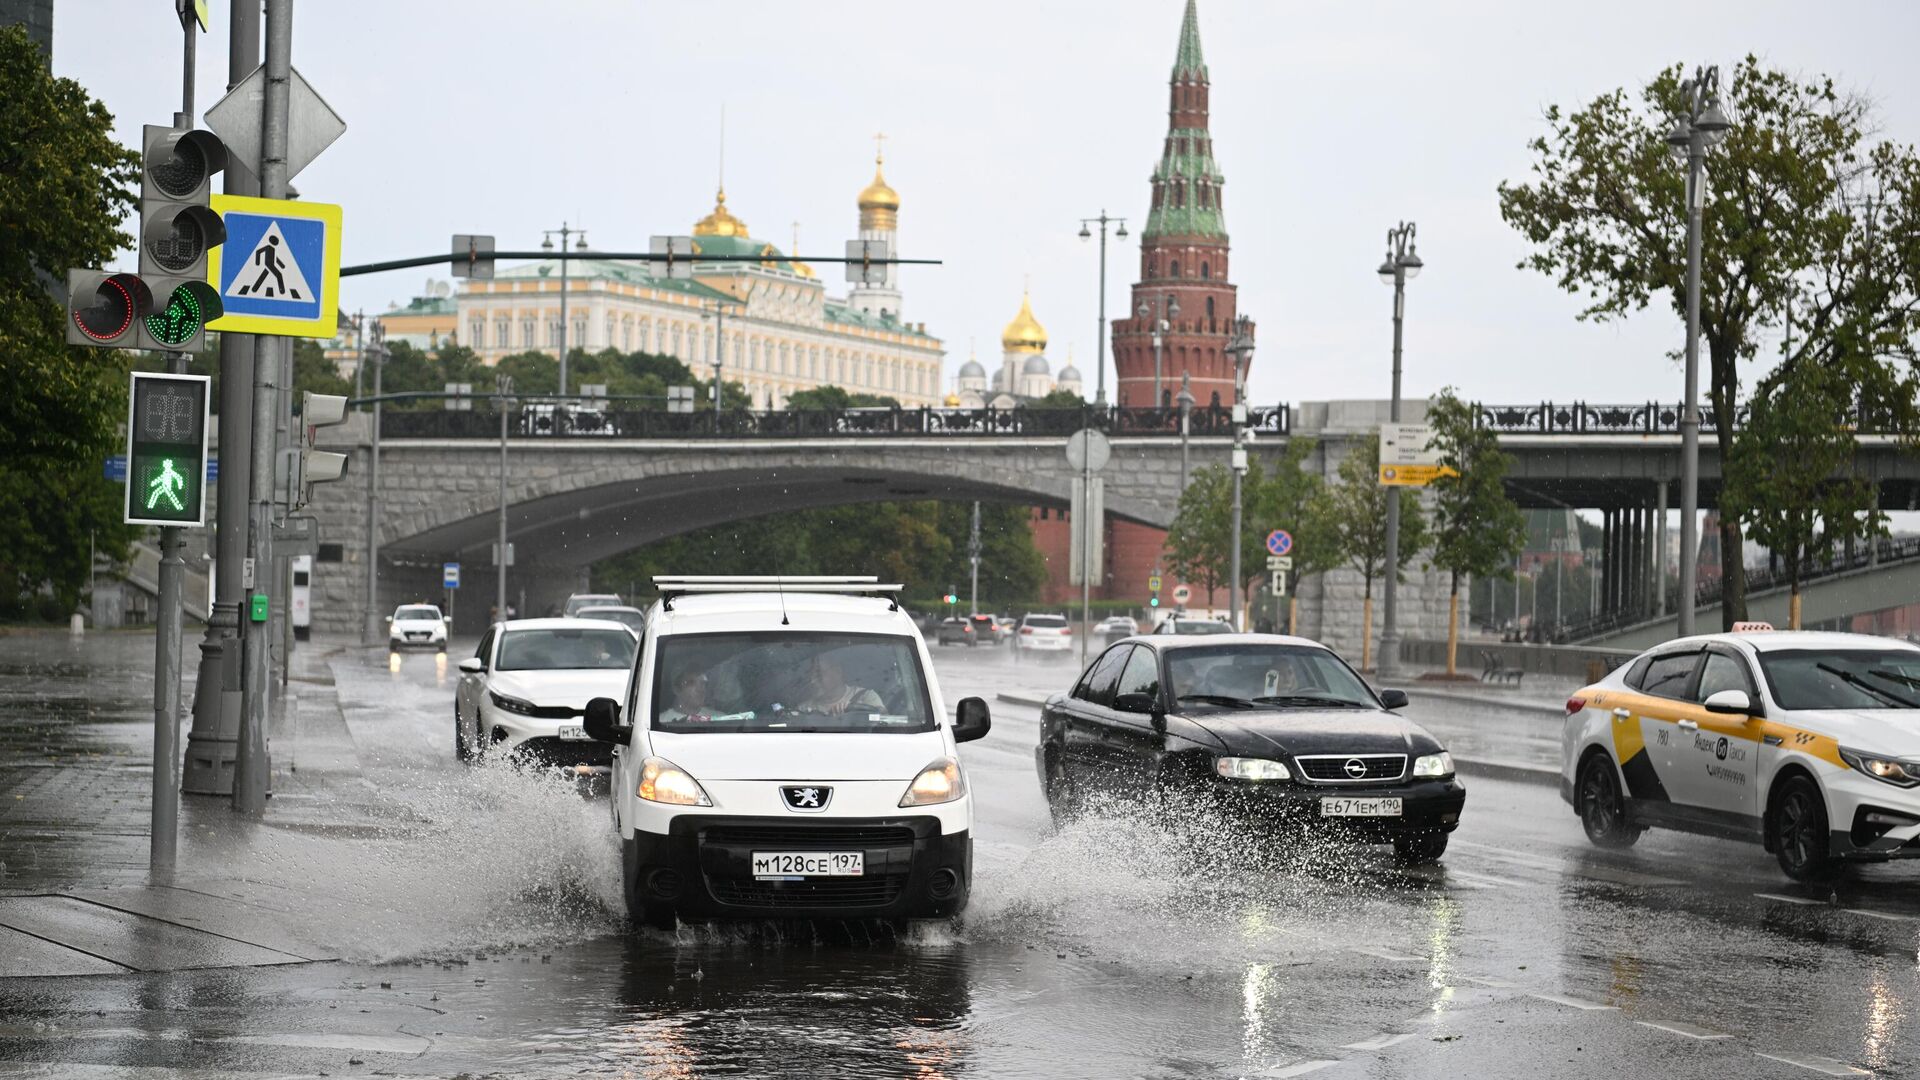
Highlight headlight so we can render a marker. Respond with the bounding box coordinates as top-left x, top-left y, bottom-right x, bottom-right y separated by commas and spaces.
1216, 757, 1291, 781
488, 690, 538, 716
900, 757, 967, 807
1413, 752, 1455, 779
638, 756, 712, 806
1840, 747, 1920, 788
